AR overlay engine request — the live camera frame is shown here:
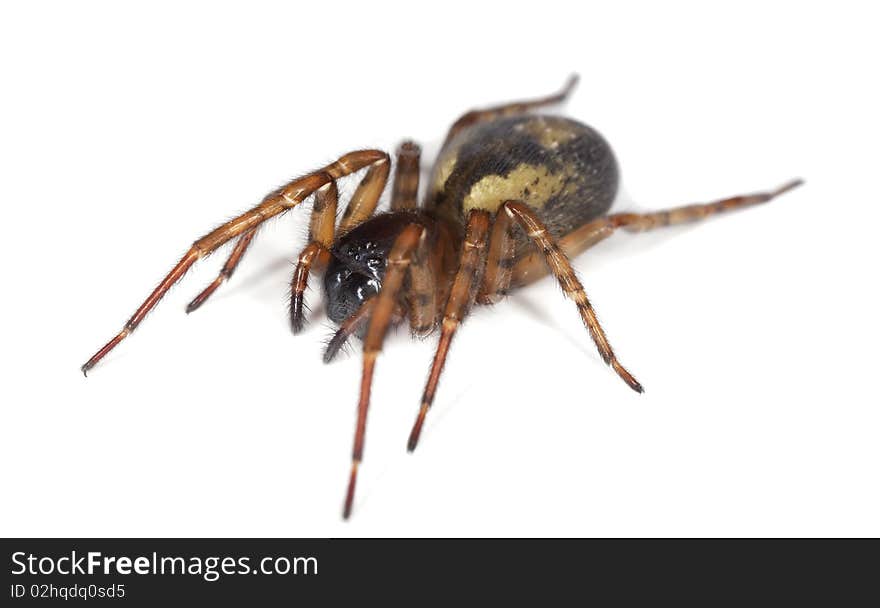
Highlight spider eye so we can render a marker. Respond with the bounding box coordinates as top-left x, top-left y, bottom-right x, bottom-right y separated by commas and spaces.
365, 254, 384, 273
